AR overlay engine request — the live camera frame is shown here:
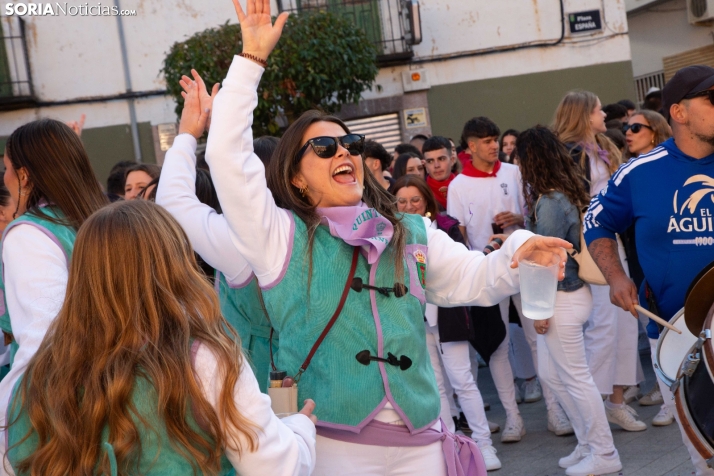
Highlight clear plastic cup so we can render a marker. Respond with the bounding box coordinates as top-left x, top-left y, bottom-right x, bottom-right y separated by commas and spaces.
518, 250, 561, 320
